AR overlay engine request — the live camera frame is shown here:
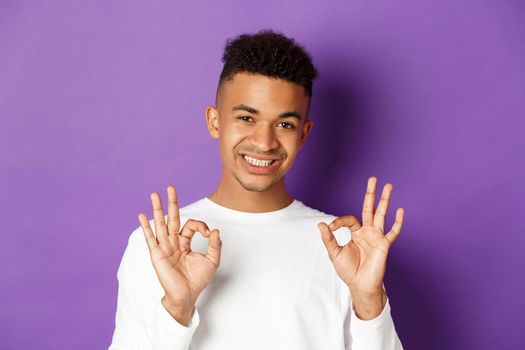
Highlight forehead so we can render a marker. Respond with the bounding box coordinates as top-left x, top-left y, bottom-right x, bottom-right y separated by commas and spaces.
218, 72, 309, 115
